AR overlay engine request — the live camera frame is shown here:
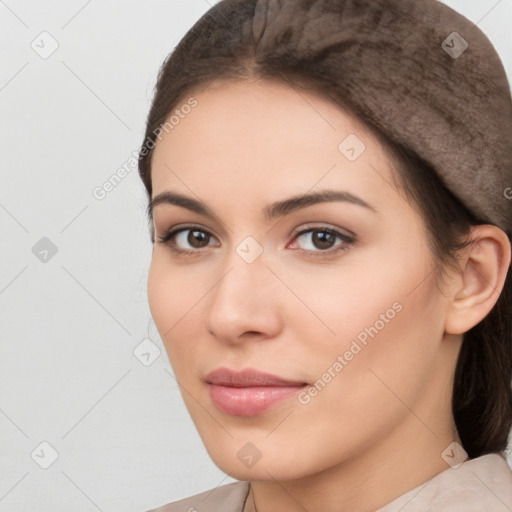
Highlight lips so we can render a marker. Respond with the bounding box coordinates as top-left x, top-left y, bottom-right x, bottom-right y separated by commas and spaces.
205, 368, 307, 416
